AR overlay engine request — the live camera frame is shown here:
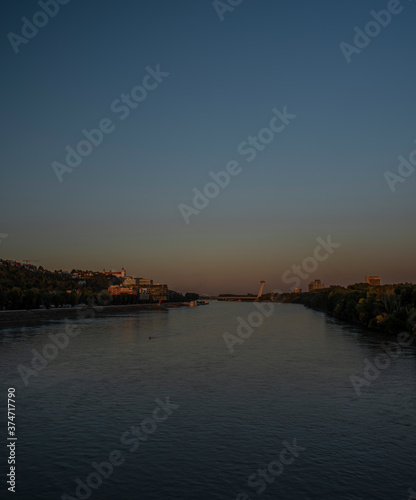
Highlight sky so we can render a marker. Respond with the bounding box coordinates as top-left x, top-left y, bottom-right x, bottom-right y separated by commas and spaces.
1, 0, 415, 295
